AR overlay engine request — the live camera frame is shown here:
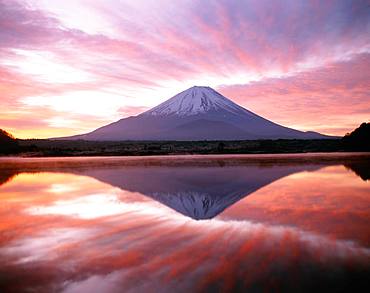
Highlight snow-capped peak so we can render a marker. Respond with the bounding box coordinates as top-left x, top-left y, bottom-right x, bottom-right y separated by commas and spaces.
143, 86, 246, 116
